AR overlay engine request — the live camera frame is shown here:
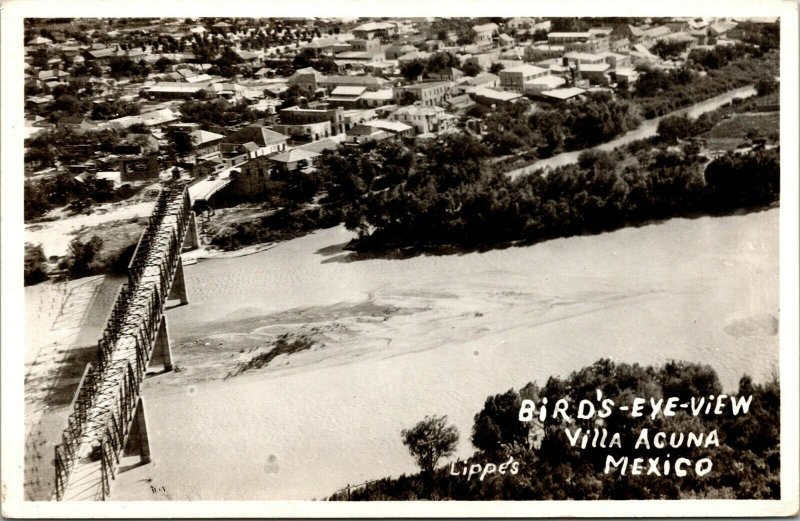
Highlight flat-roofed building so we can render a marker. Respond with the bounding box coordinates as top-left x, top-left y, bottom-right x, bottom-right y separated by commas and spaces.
280, 105, 345, 135
353, 89, 392, 108
499, 64, 548, 92
472, 86, 524, 105
578, 62, 611, 81
525, 44, 565, 62
273, 120, 333, 142
388, 104, 452, 134
144, 81, 208, 99
539, 86, 586, 102
472, 23, 499, 47
393, 81, 453, 106
326, 86, 368, 109
522, 74, 566, 95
